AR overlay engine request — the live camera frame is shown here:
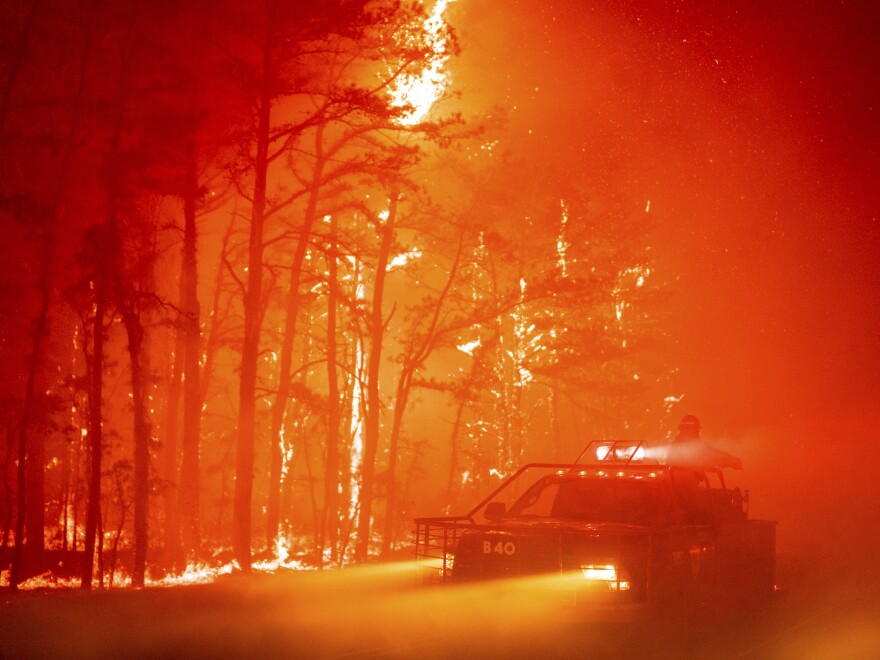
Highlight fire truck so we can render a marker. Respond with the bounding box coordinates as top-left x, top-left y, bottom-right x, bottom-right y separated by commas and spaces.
414, 441, 775, 630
